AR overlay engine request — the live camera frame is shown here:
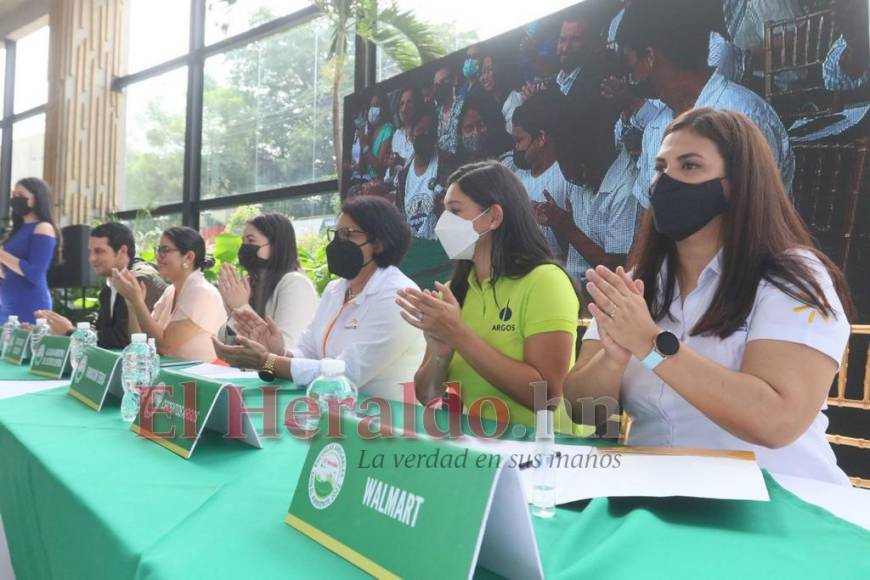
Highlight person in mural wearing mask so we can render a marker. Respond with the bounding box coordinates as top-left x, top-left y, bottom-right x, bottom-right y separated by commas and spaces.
616, 0, 793, 209
216, 213, 317, 350
0, 177, 59, 324
214, 196, 425, 402
509, 91, 573, 261
432, 64, 463, 155
397, 161, 581, 433
458, 43, 486, 101
396, 105, 458, 241
566, 108, 853, 484
358, 88, 395, 181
